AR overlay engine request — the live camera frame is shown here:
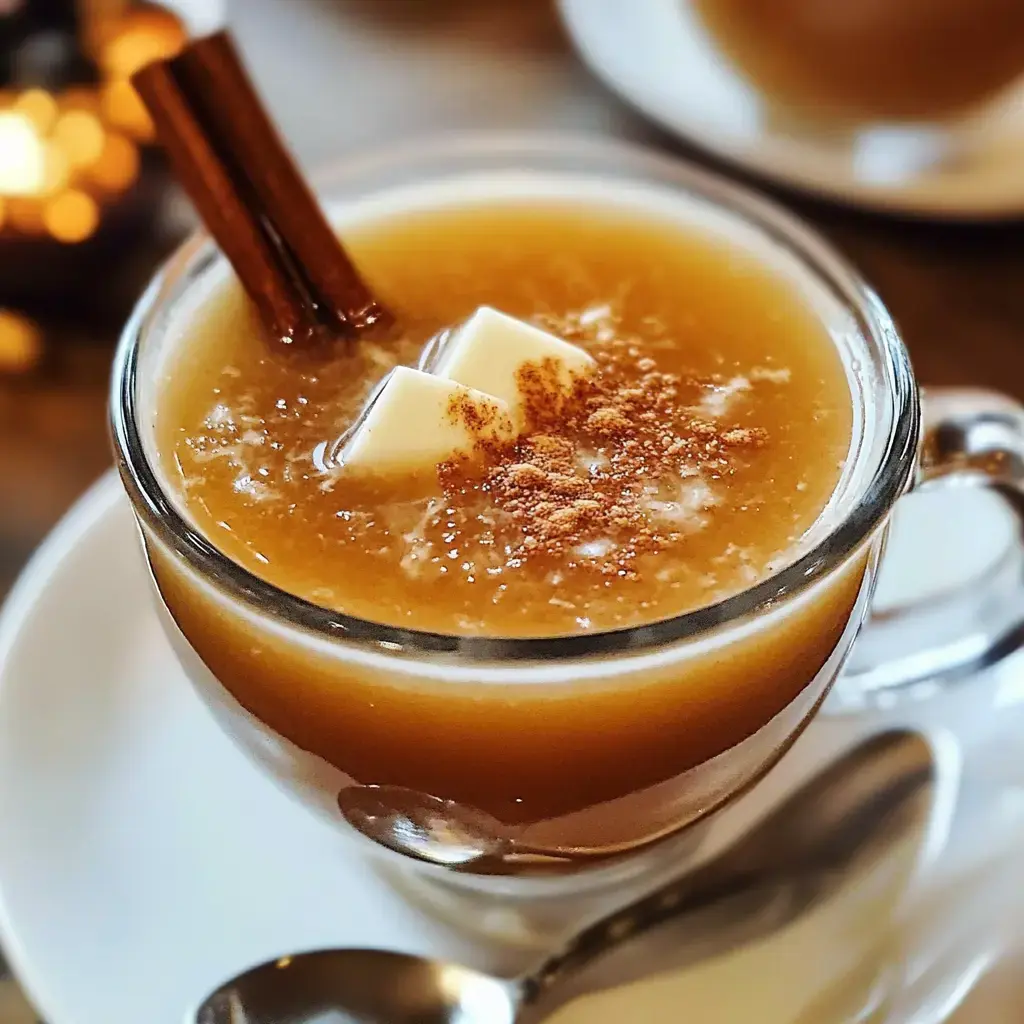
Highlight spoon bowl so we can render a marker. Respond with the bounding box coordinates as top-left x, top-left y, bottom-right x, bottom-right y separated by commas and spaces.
196, 949, 518, 1024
